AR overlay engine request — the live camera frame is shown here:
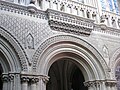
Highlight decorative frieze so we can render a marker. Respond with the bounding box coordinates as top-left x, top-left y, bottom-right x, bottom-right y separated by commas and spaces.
47, 9, 94, 36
